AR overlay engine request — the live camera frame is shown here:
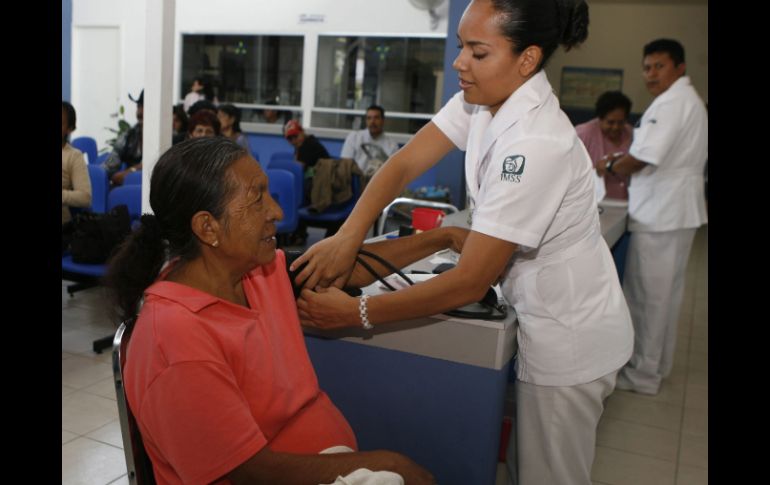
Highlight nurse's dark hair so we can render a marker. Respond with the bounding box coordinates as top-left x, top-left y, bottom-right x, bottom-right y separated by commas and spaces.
105, 137, 248, 323
595, 91, 632, 119
643, 38, 685, 66
490, 0, 589, 70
